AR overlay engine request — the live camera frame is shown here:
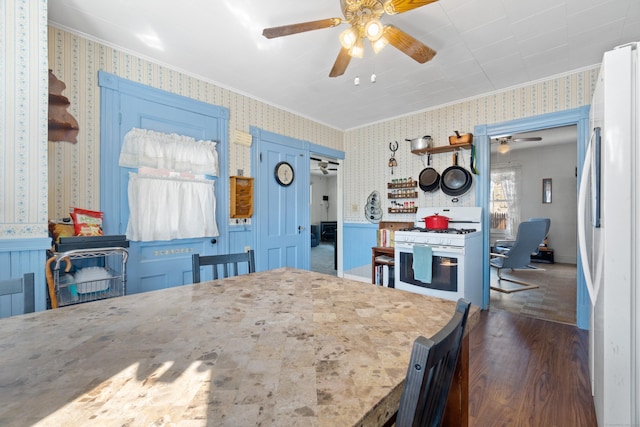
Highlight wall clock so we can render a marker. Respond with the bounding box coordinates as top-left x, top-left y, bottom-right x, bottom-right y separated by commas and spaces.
274, 161, 294, 186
